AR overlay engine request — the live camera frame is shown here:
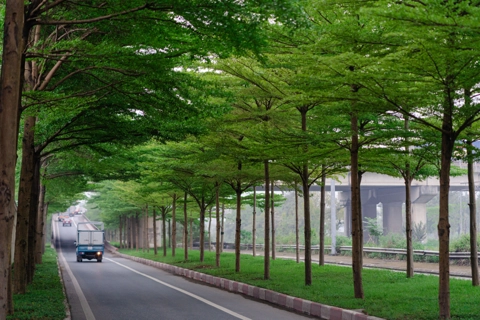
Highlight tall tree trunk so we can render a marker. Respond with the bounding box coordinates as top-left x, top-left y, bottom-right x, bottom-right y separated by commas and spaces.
252, 187, 257, 257
162, 209, 167, 257
404, 117, 414, 278
405, 175, 414, 278
235, 186, 242, 272
119, 215, 123, 249
208, 207, 212, 251
264, 160, 270, 280
215, 183, 221, 267
438, 99, 454, 319
14, 117, 36, 294
144, 205, 149, 252
153, 209, 157, 255
0, 1, 25, 315
295, 186, 299, 263
35, 183, 47, 263
271, 181, 275, 260
168, 219, 171, 249
301, 107, 312, 286
189, 218, 193, 250
199, 198, 205, 262
319, 172, 326, 266
351, 113, 364, 299
126, 215, 130, 248
130, 212, 137, 251
221, 203, 225, 253
466, 139, 479, 286
131, 215, 135, 250
302, 165, 312, 286
184, 192, 188, 261
172, 193, 177, 257
27, 156, 40, 285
